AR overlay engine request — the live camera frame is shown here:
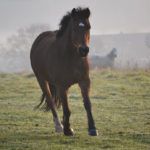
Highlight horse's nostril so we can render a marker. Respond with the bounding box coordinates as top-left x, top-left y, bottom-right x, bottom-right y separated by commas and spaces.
79, 46, 89, 52
79, 47, 83, 52
79, 46, 89, 57
86, 47, 89, 53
